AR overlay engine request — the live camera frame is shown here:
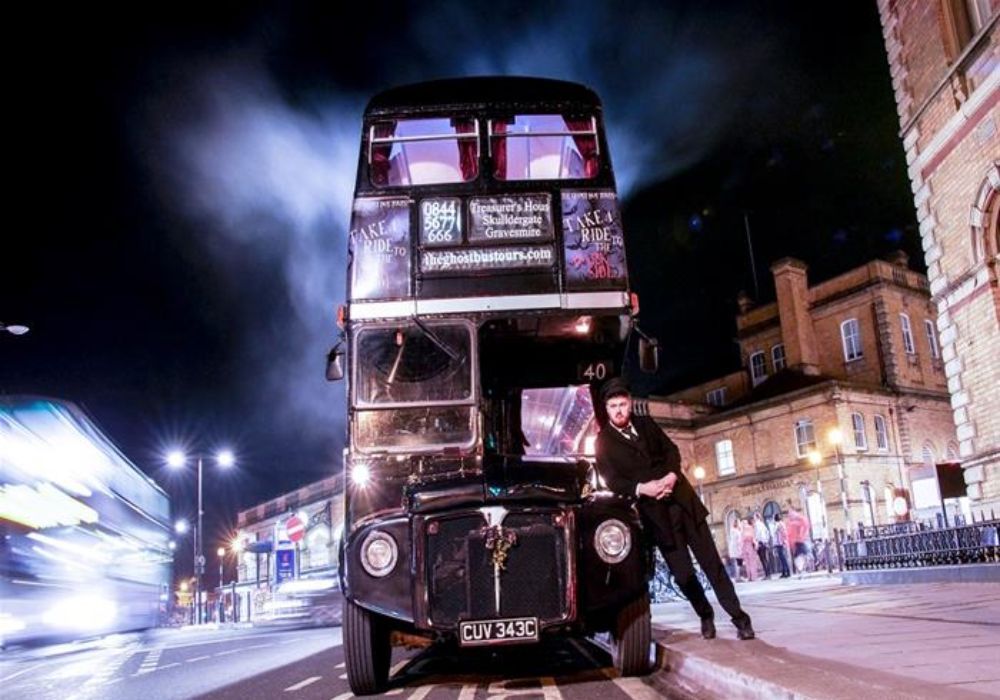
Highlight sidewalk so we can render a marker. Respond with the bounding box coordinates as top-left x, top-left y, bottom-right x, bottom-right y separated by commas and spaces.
649, 573, 1000, 699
